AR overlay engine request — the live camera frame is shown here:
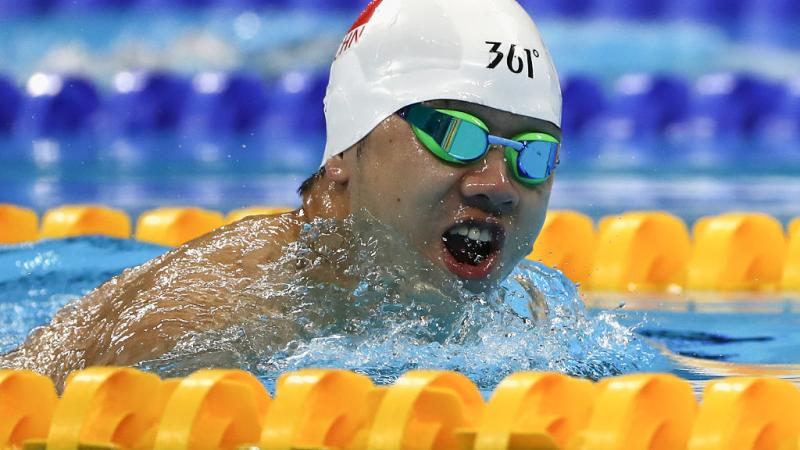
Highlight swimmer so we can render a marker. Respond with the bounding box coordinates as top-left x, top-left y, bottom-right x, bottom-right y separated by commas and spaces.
1, 0, 562, 386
